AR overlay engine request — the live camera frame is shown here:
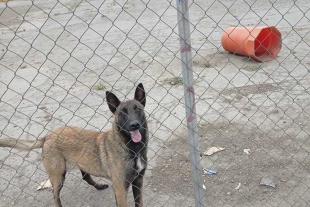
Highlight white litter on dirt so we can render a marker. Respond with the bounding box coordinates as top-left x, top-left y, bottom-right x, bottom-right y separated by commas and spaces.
203, 147, 225, 156
243, 149, 251, 154
235, 183, 241, 190
37, 179, 52, 191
